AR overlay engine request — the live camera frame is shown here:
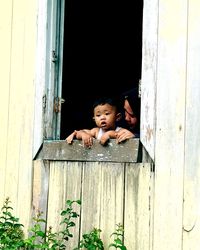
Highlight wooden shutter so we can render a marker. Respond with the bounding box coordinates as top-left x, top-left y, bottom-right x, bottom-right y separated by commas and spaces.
33, 0, 65, 157
140, 0, 158, 161
43, 0, 65, 140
